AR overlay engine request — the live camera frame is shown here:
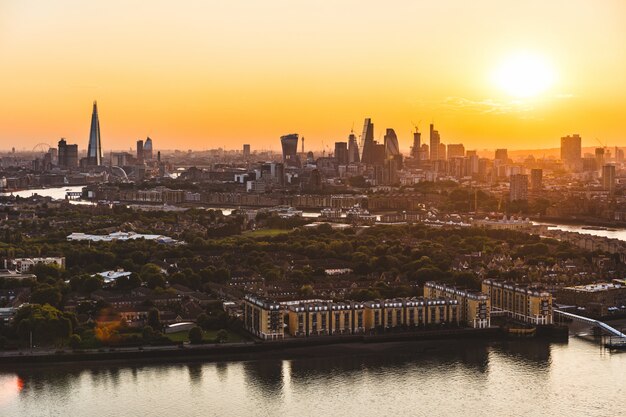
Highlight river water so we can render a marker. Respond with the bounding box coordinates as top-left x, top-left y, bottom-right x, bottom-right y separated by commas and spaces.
3, 186, 626, 240
0, 336, 623, 417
